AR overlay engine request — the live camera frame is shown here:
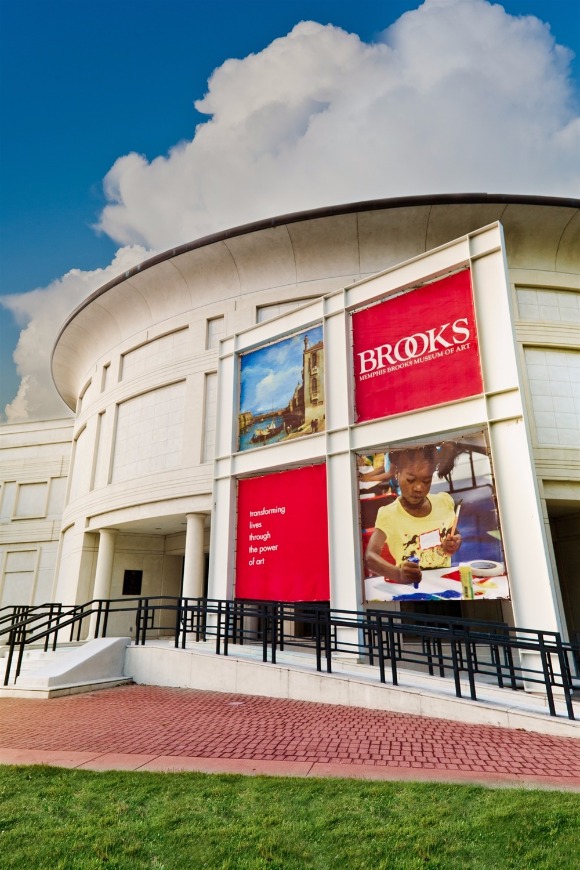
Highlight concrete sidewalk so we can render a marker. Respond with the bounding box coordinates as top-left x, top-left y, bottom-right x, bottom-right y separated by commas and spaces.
1, 684, 579, 790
